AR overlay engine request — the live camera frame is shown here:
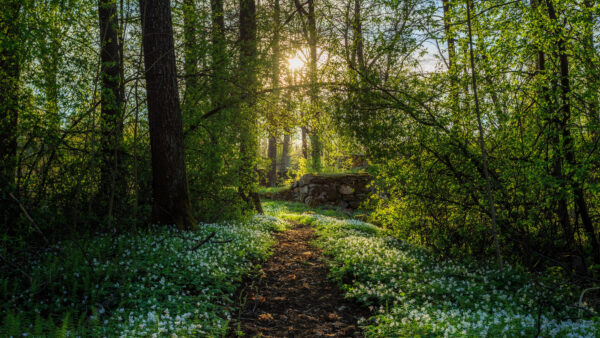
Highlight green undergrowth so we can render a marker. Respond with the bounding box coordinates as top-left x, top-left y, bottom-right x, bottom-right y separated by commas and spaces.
282, 211, 600, 337
1, 214, 289, 337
